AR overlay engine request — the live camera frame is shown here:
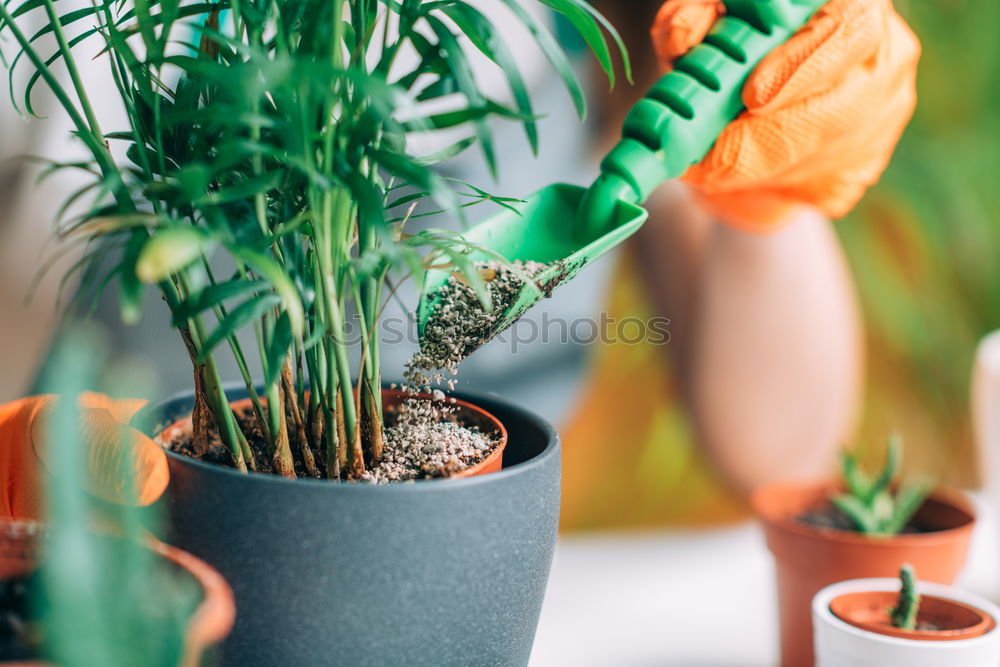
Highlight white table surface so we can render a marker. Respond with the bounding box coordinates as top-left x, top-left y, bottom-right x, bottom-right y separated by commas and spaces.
529, 495, 1000, 667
